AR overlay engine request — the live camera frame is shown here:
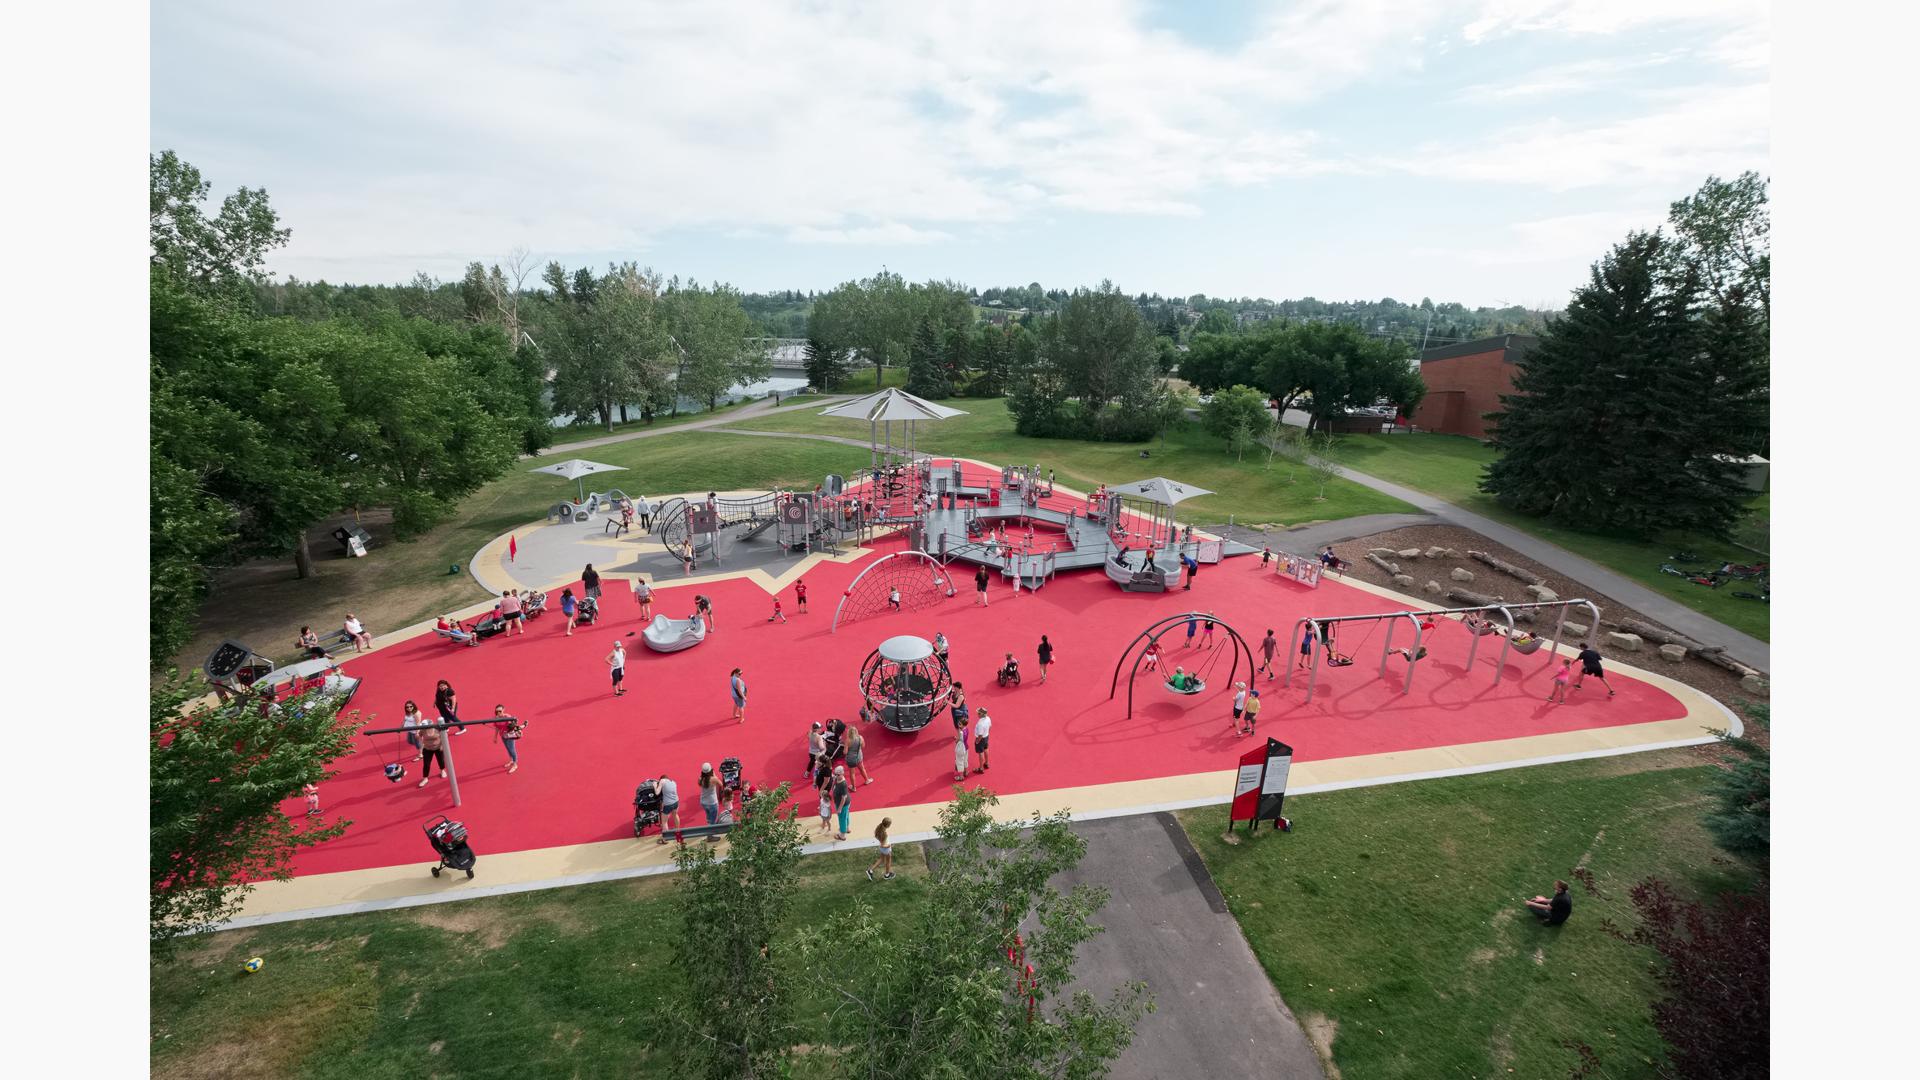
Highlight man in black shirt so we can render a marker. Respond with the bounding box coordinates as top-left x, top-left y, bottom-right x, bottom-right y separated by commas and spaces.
1574, 644, 1615, 697
1526, 880, 1572, 925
